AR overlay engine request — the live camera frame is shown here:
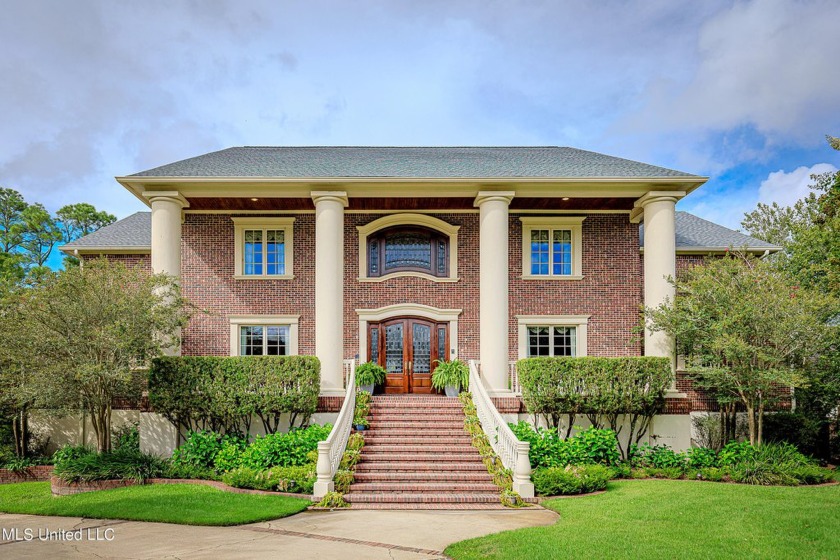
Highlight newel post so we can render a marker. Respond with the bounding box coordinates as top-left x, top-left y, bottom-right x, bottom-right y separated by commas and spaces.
513, 441, 534, 498
313, 441, 333, 498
